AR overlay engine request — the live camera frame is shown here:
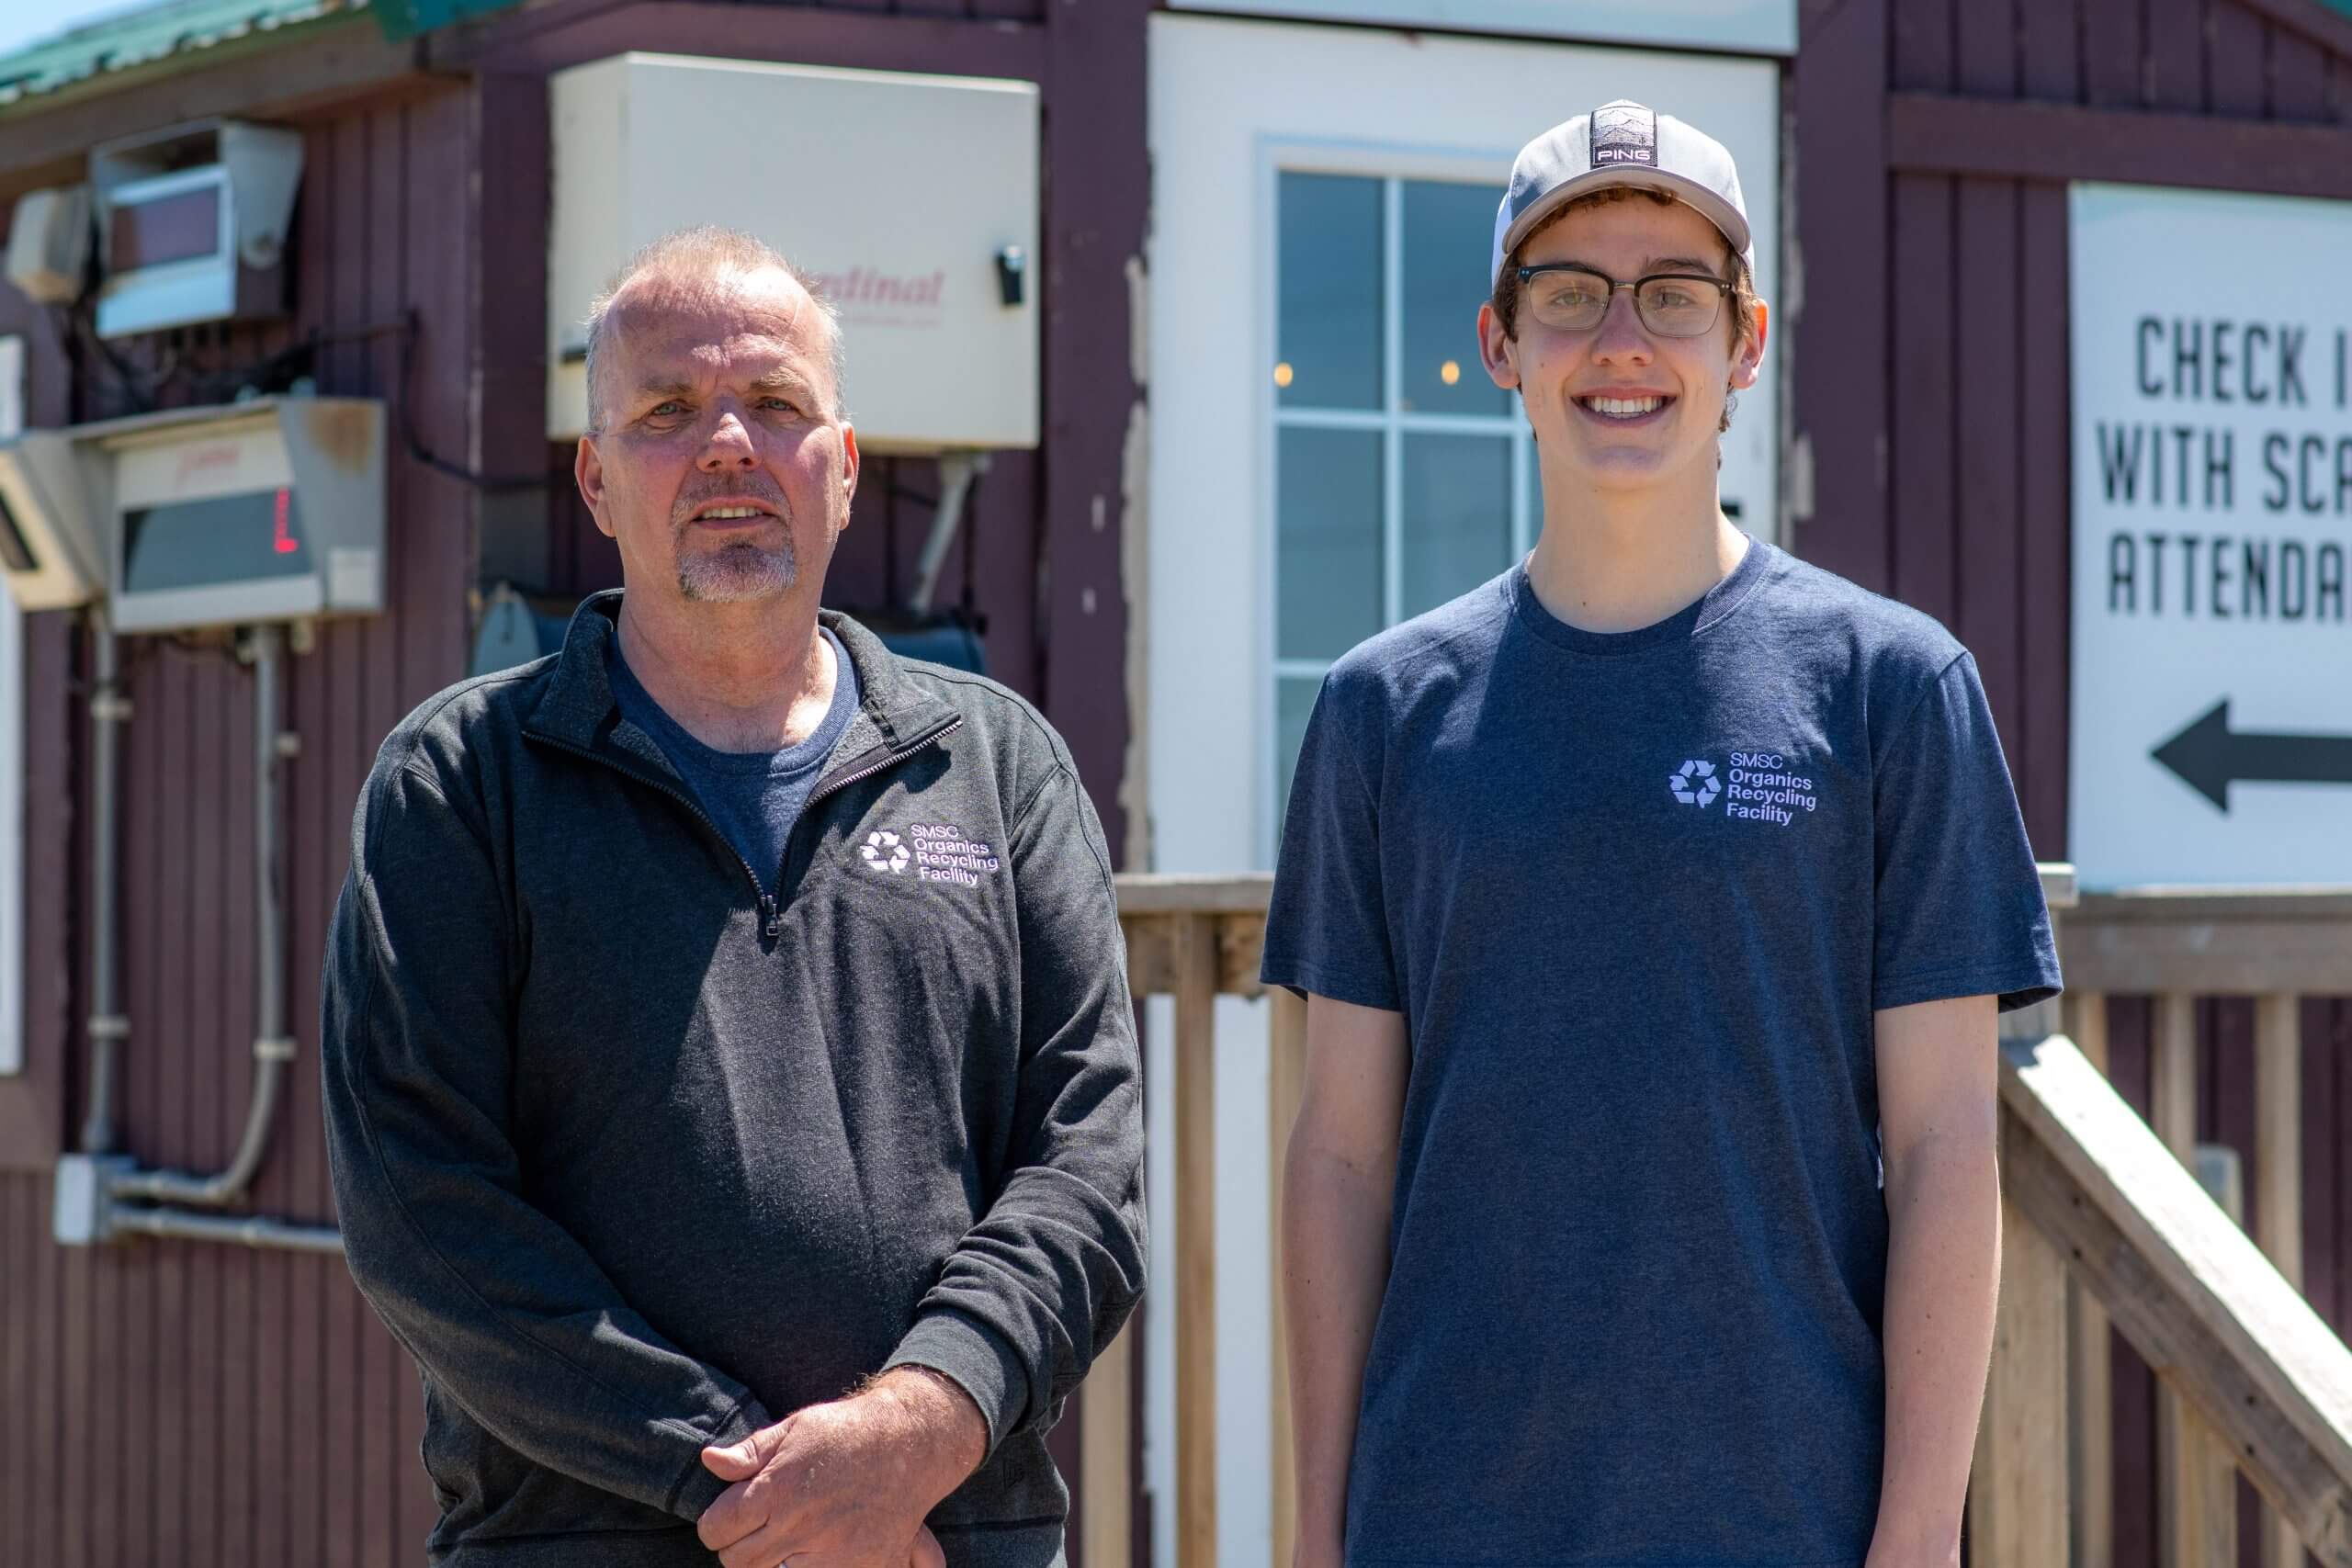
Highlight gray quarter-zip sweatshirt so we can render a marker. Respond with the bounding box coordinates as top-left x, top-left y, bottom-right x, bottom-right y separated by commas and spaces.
322, 594, 1146, 1568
